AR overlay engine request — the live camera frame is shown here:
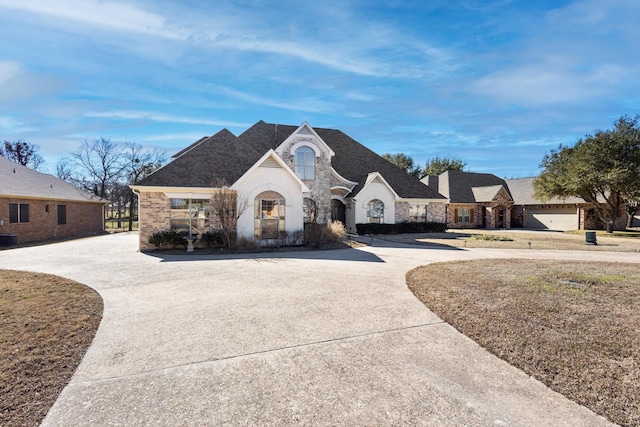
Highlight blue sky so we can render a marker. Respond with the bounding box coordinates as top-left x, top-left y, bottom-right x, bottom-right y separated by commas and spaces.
1, 0, 639, 178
